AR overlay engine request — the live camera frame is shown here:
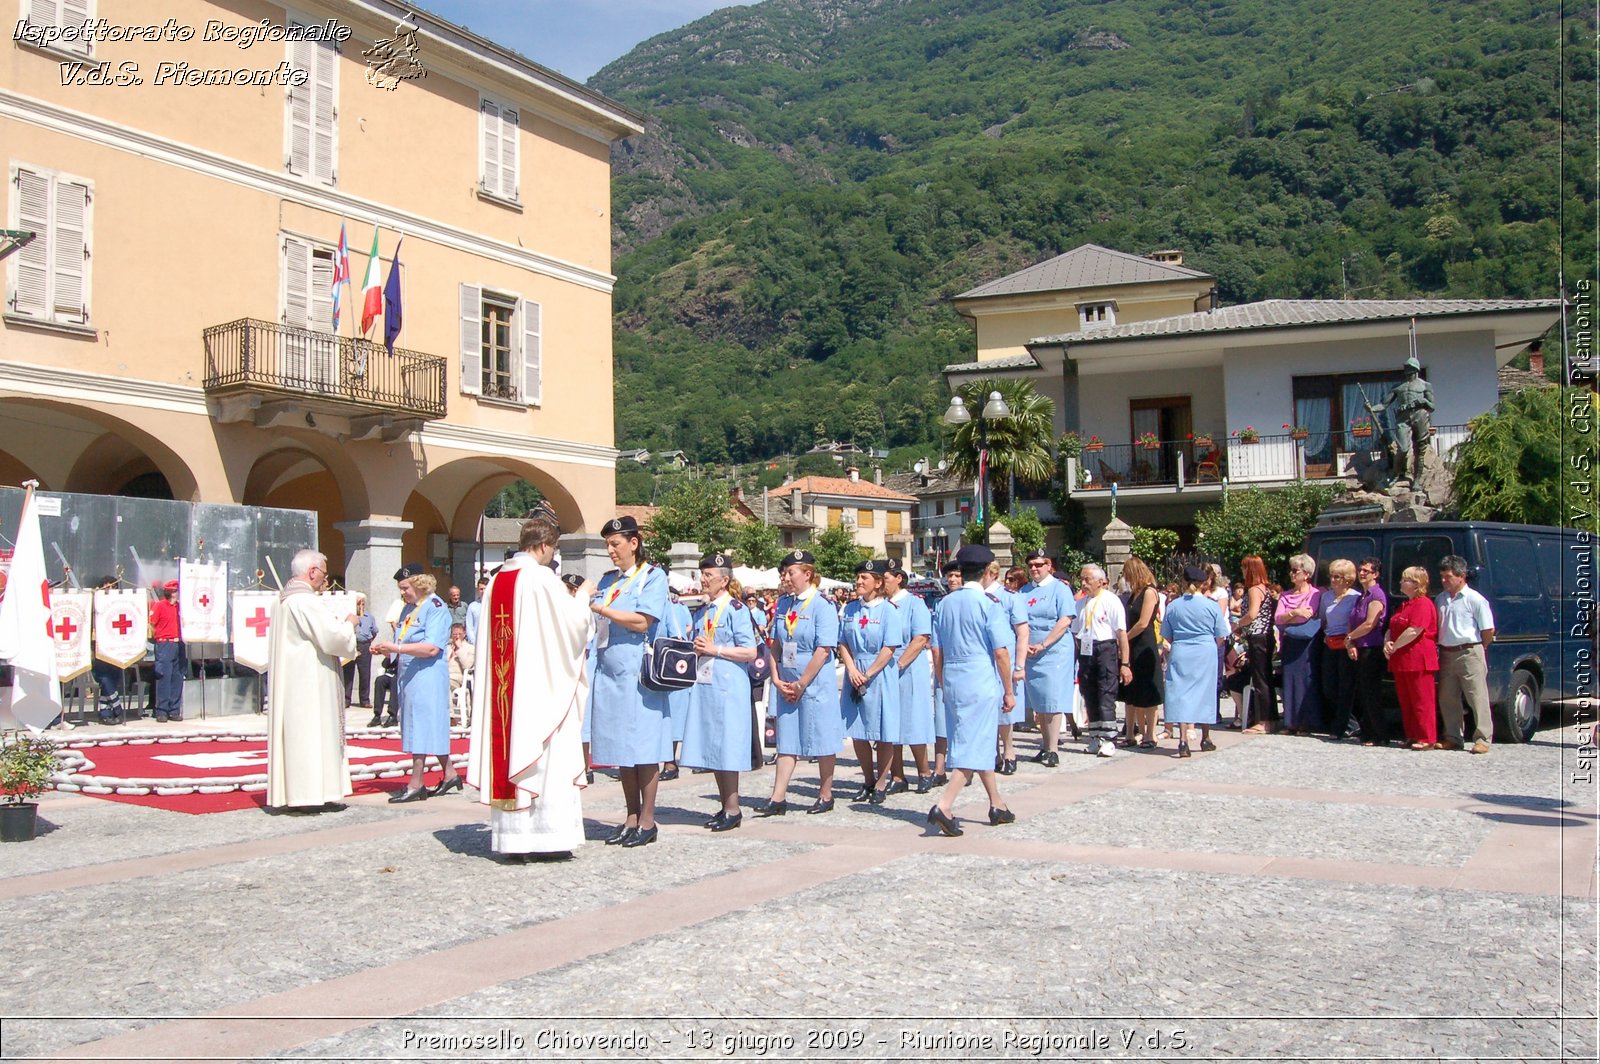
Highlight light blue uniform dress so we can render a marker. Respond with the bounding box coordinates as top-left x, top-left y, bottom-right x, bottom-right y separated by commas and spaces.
681, 594, 756, 772
936, 584, 1012, 771
581, 628, 597, 744
770, 588, 843, 757
589, 564, 673, 767
931, 621, 949, 740
1020, 576, 1078, 715
664, 599, 694, 743
842, 597, 905, 742
989, 585, 1028, 725
891, 589, 935, 746
1164, 593, 1231, 724
398, 593, 451, 756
